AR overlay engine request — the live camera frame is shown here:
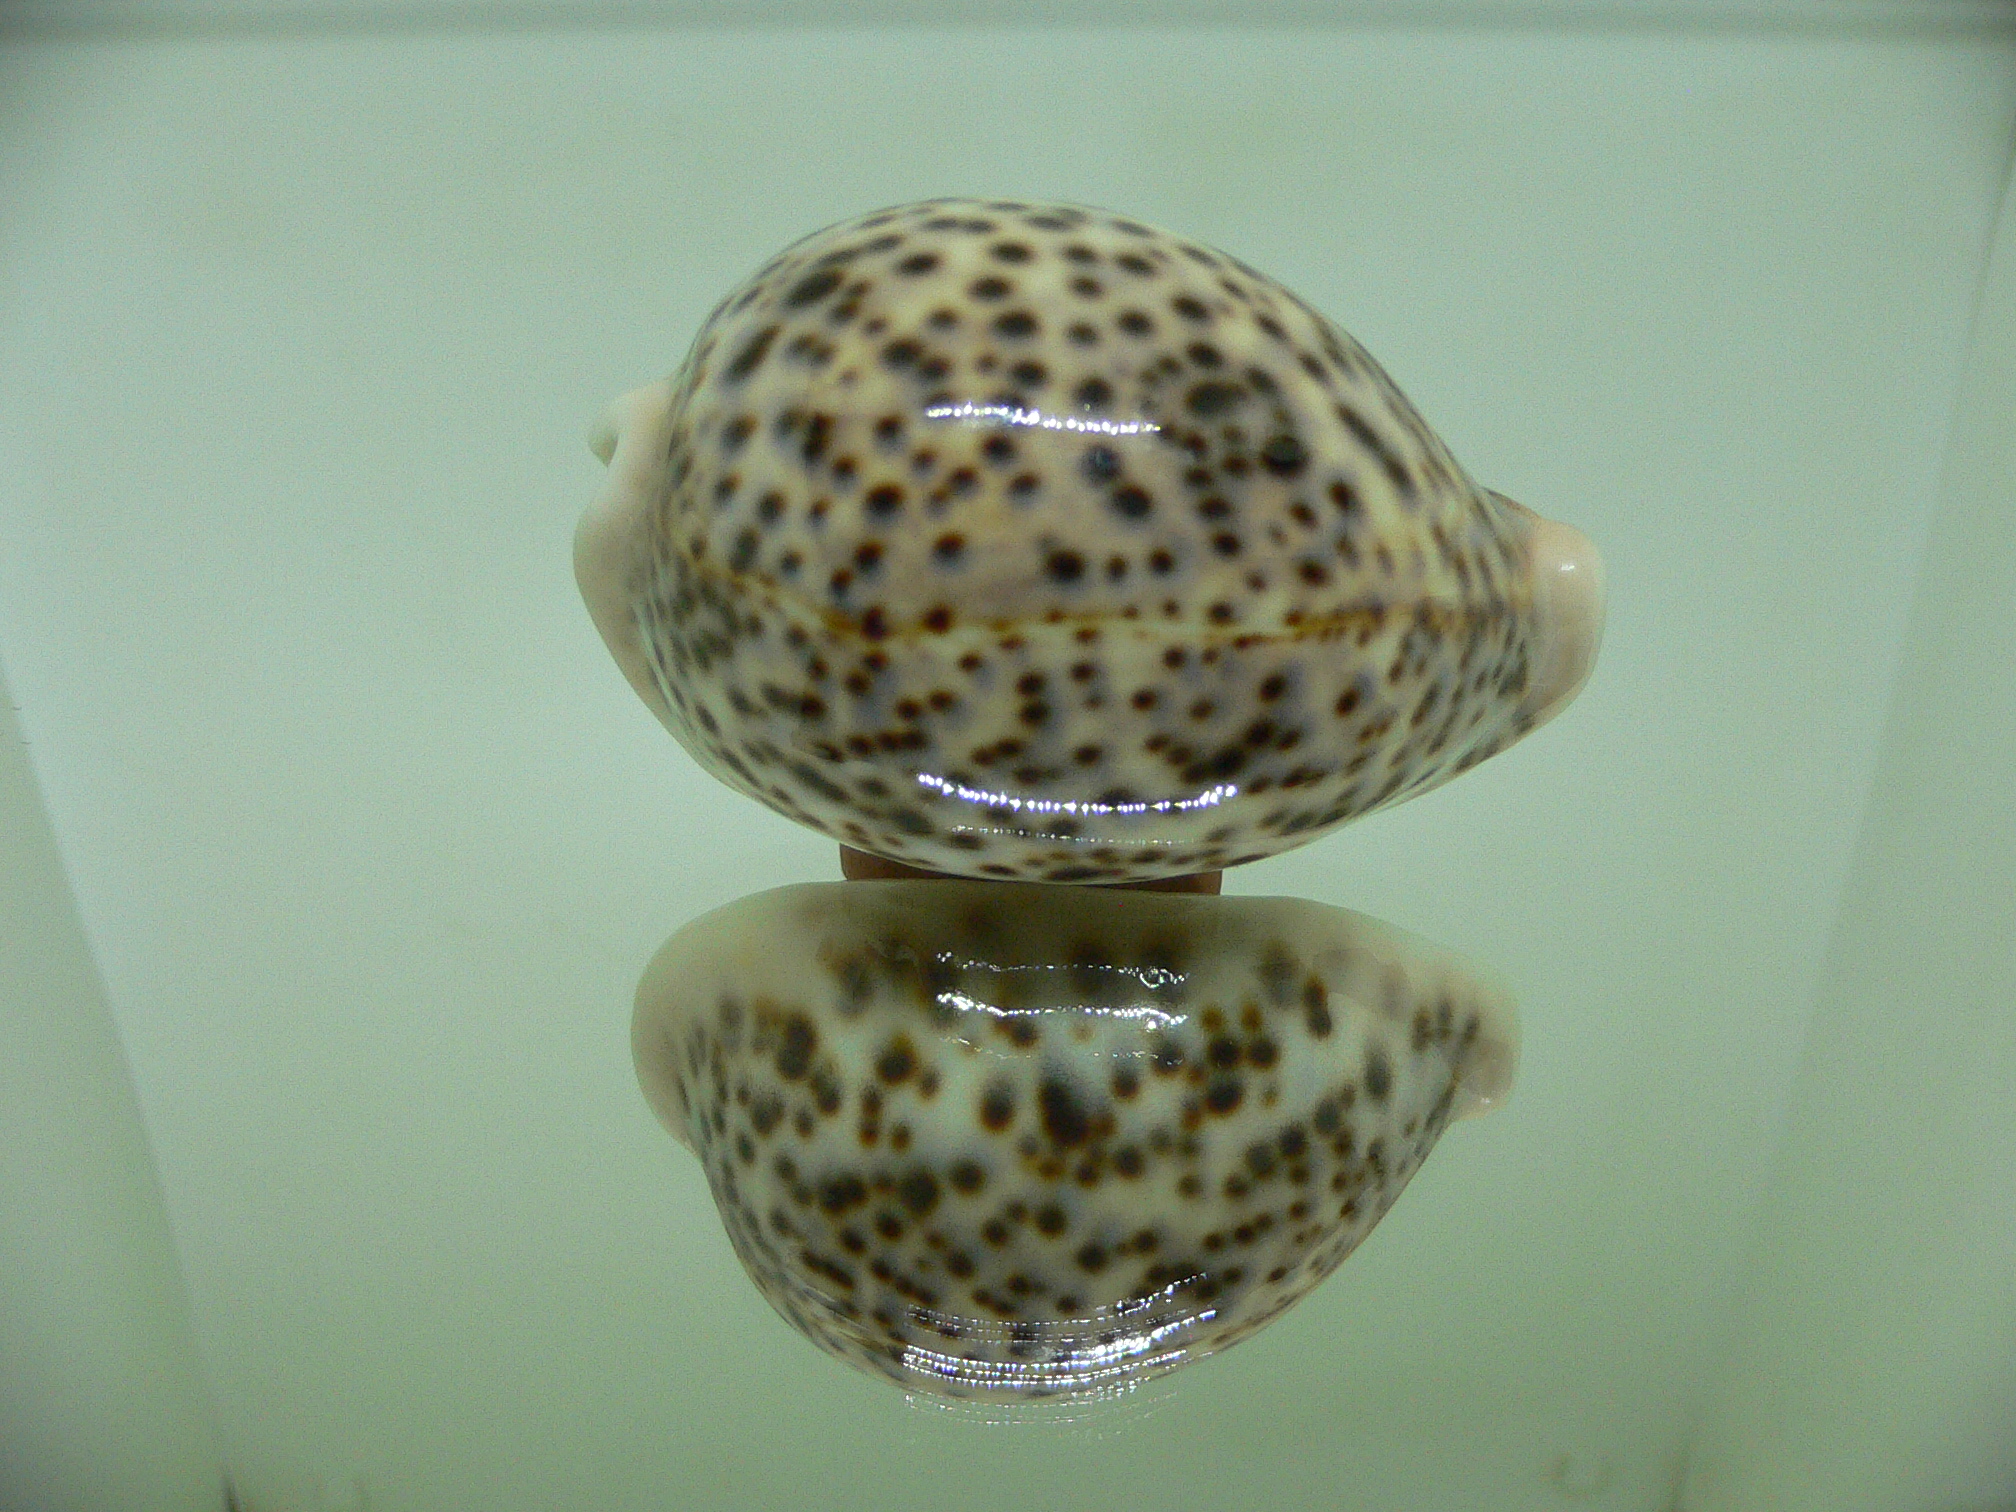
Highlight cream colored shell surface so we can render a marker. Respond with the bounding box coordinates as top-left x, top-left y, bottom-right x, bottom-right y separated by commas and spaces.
596, 200, 1551, 881
634, 881, 1516, 1401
